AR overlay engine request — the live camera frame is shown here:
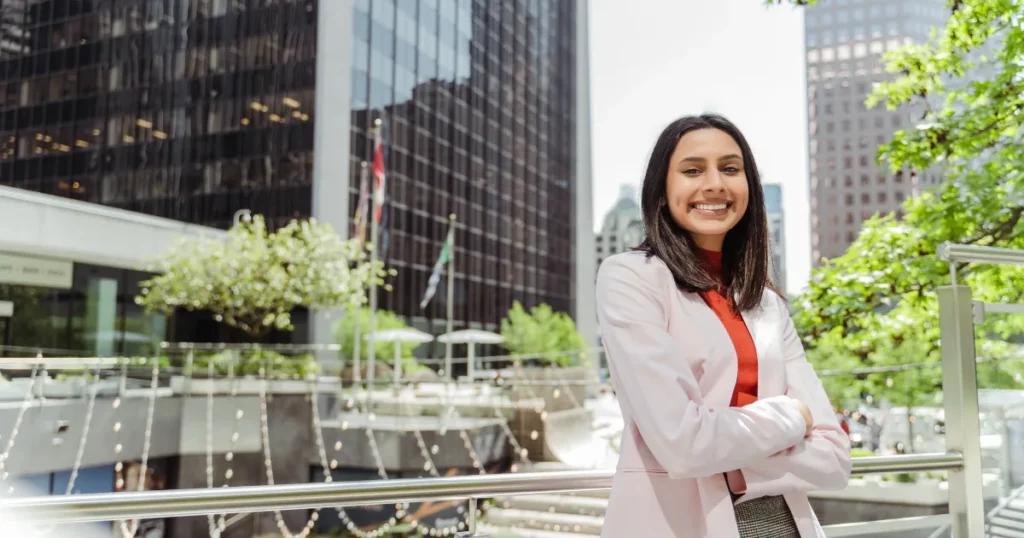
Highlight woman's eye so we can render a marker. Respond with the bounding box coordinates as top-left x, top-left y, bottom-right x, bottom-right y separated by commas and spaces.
683, 168, 702, 176
723, 166, 741, 175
